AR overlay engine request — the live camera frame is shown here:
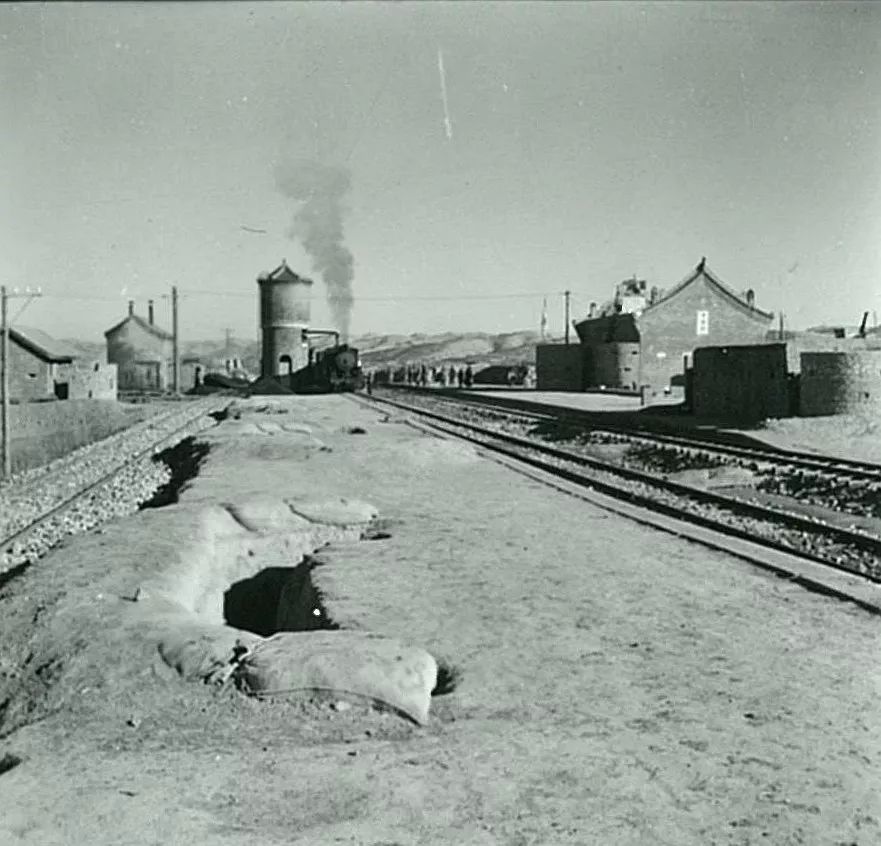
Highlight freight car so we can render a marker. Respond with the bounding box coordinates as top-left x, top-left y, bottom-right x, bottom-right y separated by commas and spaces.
290, 344, 365, 393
